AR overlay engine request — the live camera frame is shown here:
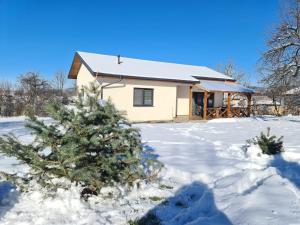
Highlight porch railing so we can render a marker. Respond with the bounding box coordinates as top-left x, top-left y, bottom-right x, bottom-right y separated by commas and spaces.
196, 106, 251, 120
